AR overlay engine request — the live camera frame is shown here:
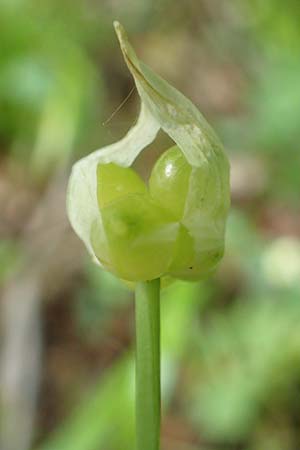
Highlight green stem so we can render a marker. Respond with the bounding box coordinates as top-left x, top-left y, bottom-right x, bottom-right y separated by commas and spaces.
135, 278, 161, 450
